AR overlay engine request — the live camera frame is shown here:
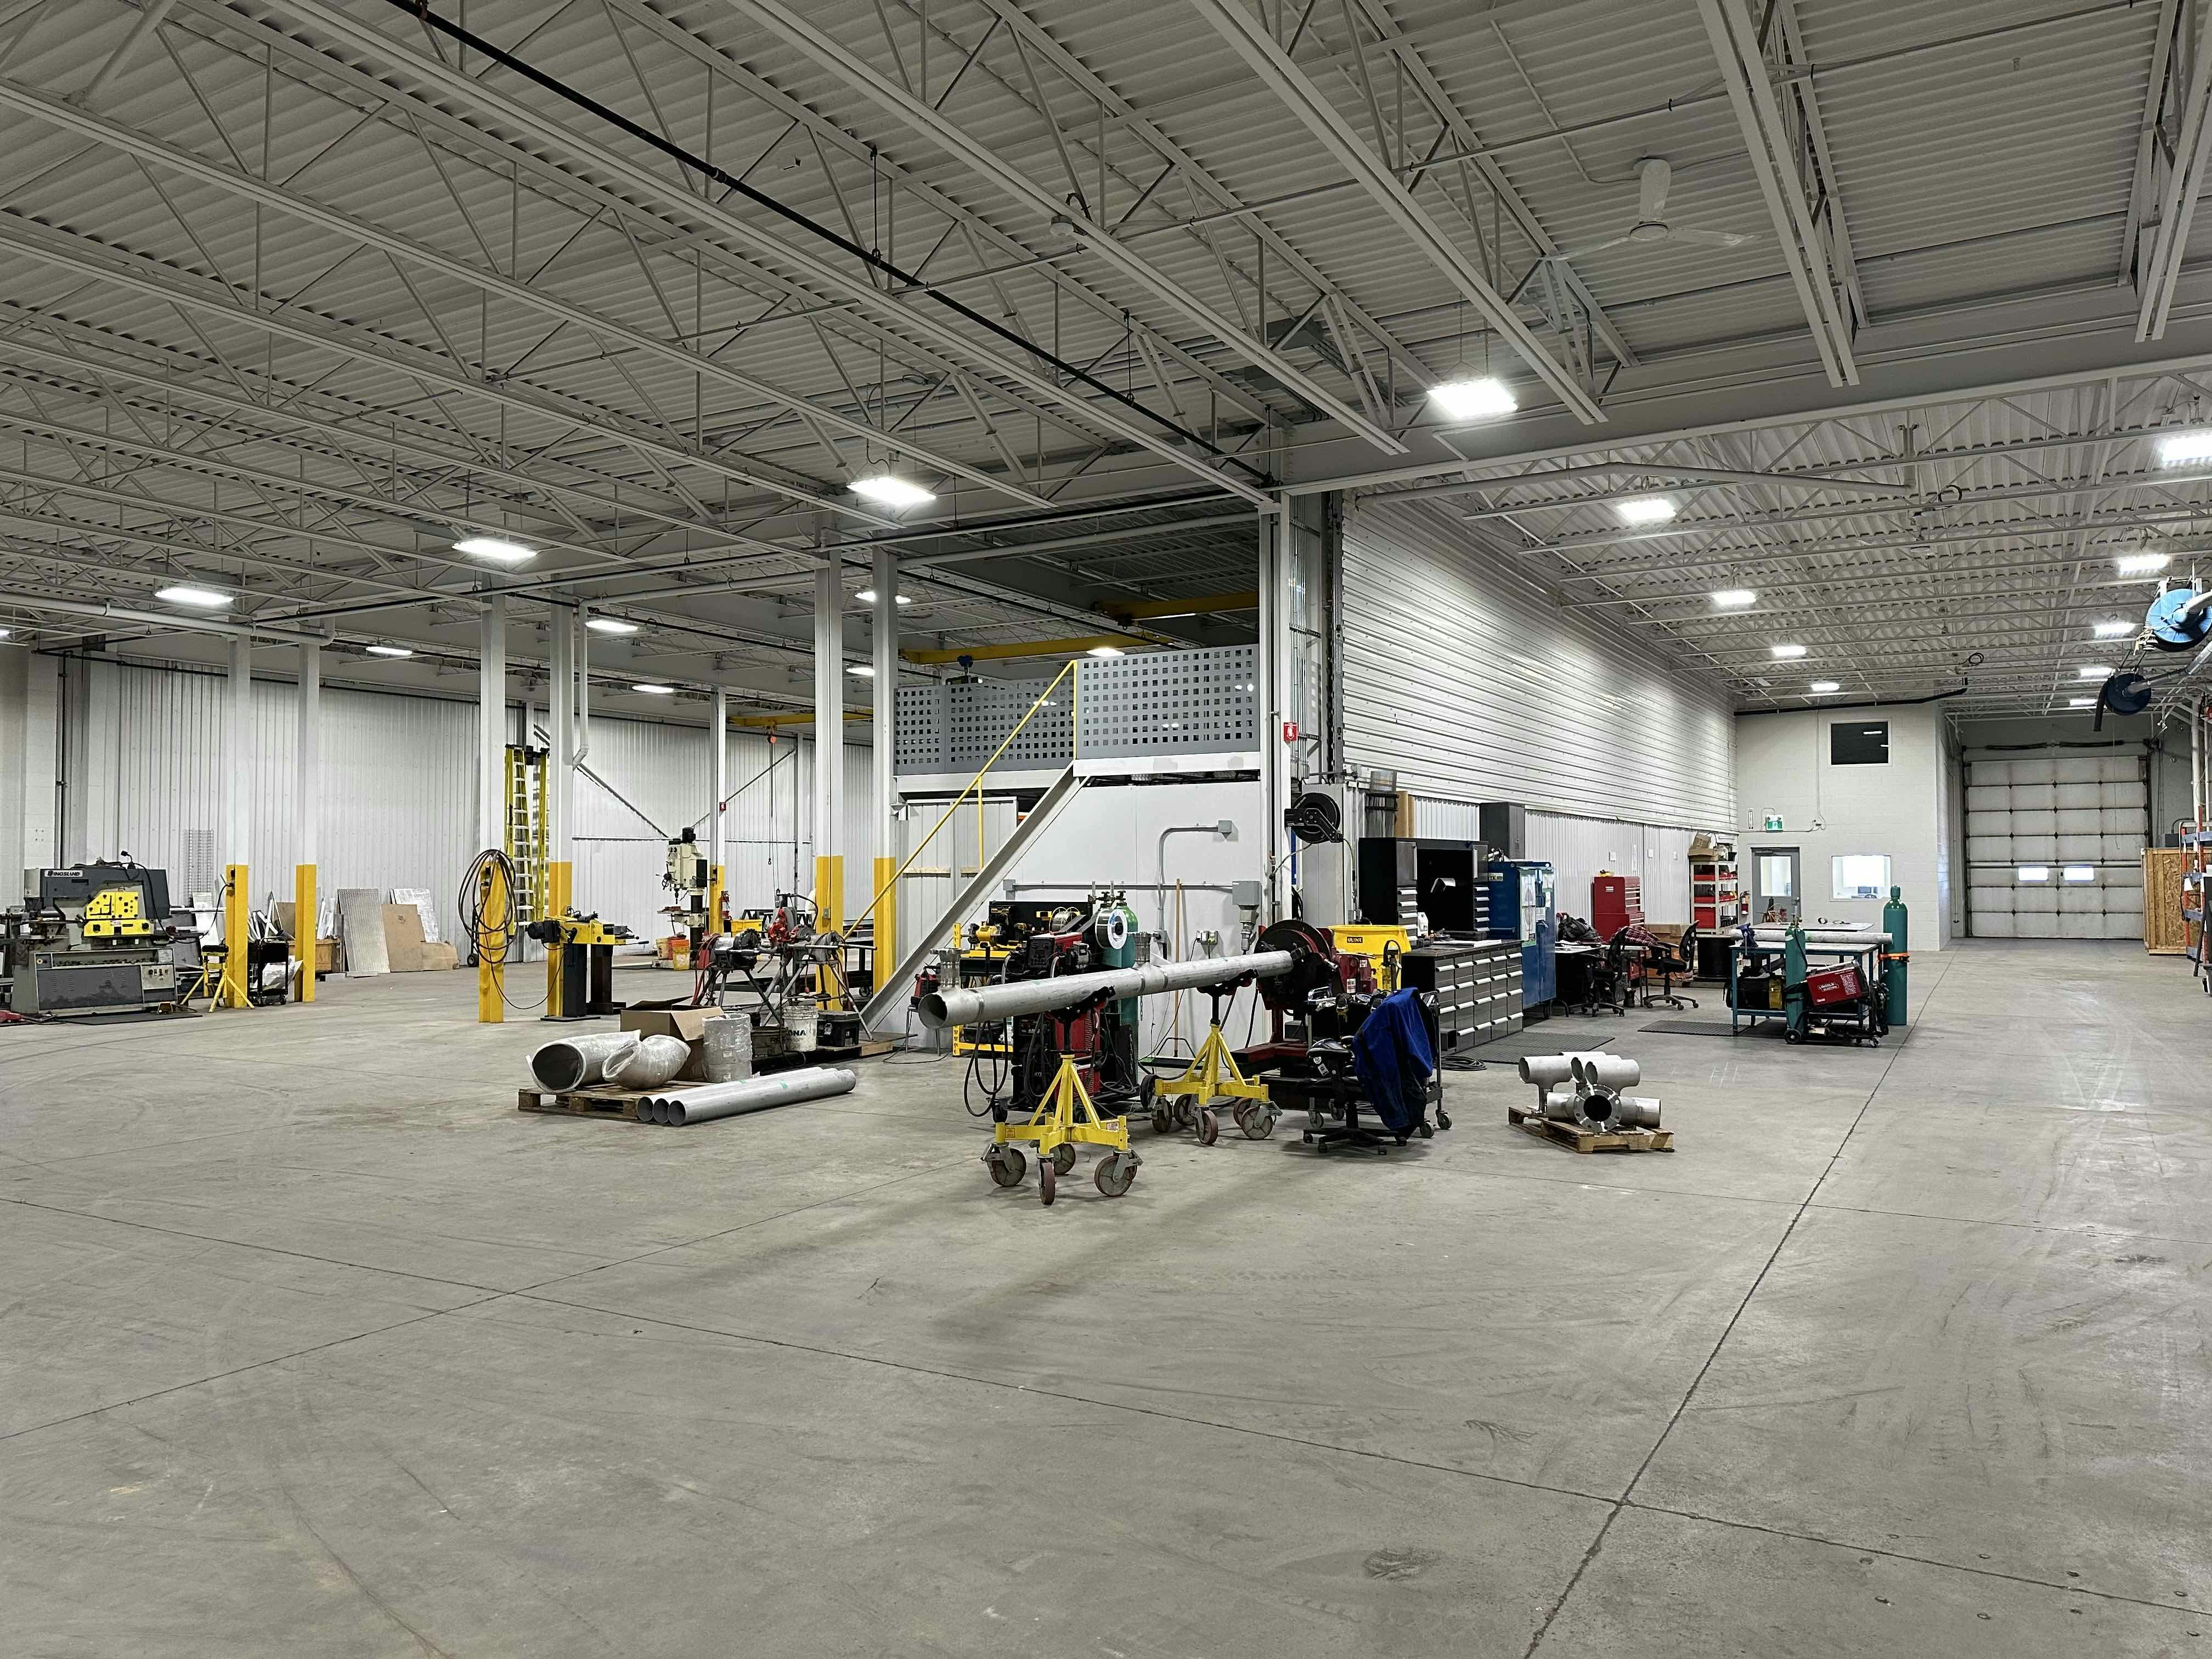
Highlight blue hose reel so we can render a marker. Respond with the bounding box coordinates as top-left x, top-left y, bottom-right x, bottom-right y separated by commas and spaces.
2146, 586, 2212, 652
